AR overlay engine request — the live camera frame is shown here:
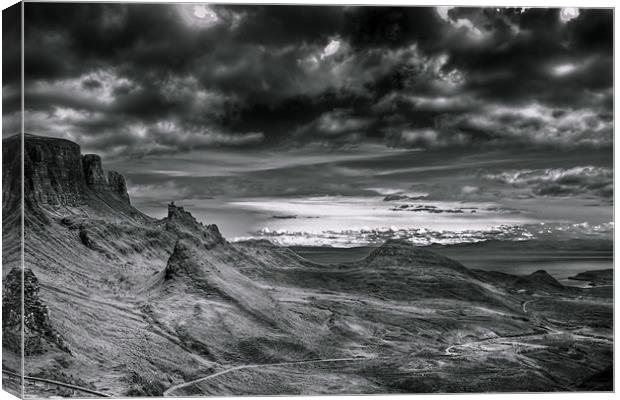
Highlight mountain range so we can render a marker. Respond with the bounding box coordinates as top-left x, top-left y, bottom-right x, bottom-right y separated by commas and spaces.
2, 134, 613, 396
